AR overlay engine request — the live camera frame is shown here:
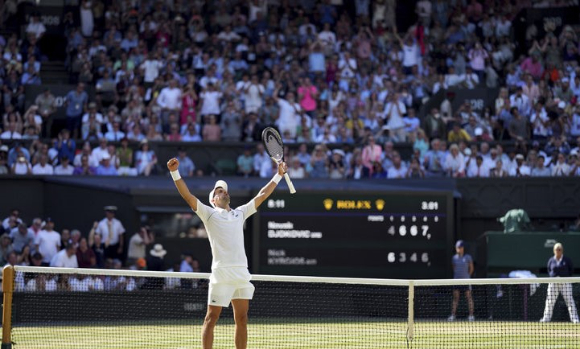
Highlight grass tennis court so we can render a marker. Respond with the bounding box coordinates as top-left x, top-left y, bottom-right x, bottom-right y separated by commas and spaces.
11, 321, 579, 349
